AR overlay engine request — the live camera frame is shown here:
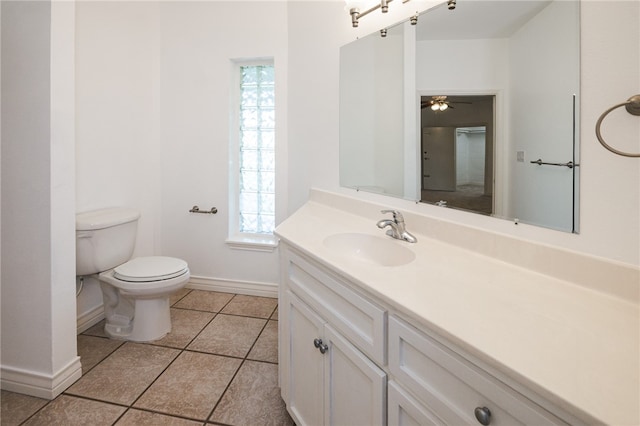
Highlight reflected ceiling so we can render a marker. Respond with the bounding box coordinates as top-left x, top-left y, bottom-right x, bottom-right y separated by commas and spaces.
417, 1, 551, 40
